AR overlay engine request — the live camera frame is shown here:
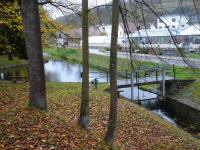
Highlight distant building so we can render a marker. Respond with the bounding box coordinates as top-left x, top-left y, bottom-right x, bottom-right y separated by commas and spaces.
98, 24, 124, 37
190, 14, 200, 25
157, 15, 189, 30
179, 25, 200, 49
87, 24, 125, 48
